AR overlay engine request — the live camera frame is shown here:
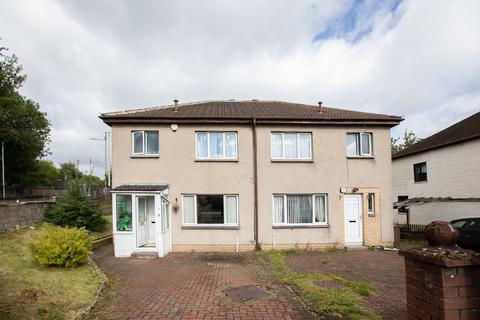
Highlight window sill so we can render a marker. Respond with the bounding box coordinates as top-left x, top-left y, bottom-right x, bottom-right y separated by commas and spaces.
347, 156, 374, 159
271, 159, 314, 163
131, 155, 160, 159
181, 225, 239, 230
272, 224, 329, 229
414, 181, 428, 184
195, 159, 239, 163
368, 213, 376, 217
